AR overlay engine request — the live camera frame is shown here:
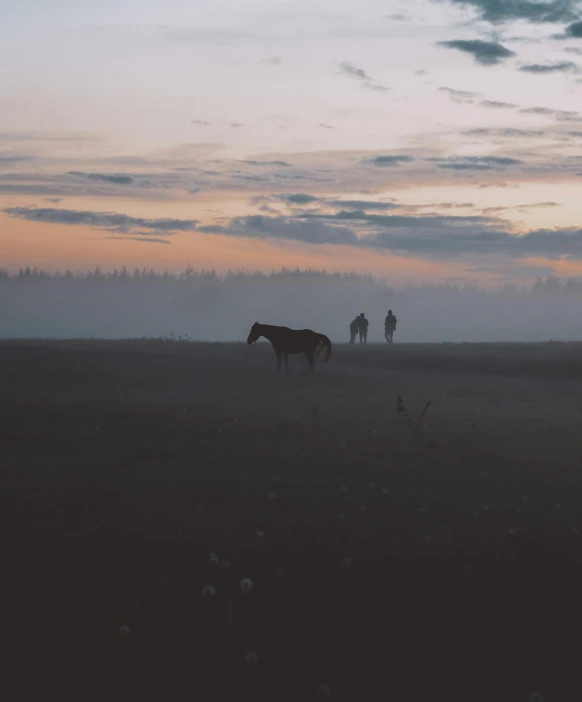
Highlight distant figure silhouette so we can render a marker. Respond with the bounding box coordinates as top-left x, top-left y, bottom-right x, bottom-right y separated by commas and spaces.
384, 309, 397, 343
349, 316, 359, 344
357, 313, 369, 344
247, 322, 332, 372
